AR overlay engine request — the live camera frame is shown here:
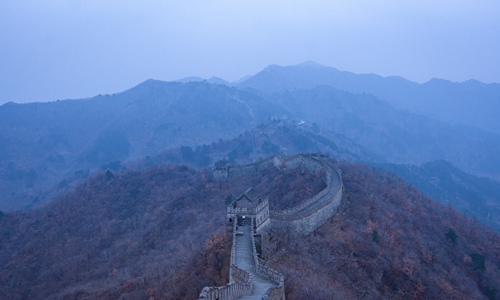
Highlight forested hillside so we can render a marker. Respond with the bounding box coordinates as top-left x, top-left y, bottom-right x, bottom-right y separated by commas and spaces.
128, 117, 379, 169
0, 163, 323, 299
0, 81, 280, 210
2, 66, 500, 215
377, 160, 500, 231
268, 85, 500, 180
264, 161, 500, 299
1, 159, 499, 299
126, 119, 500, 232
238, 63, 500, 135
